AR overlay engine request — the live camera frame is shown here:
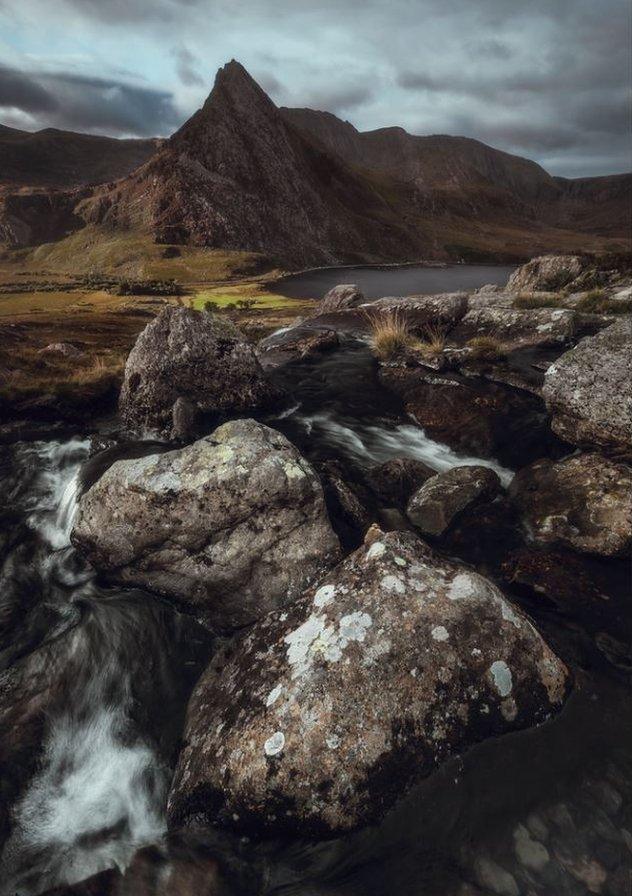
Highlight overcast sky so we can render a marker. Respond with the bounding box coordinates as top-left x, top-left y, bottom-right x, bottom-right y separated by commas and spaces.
0, 0, 630, 177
